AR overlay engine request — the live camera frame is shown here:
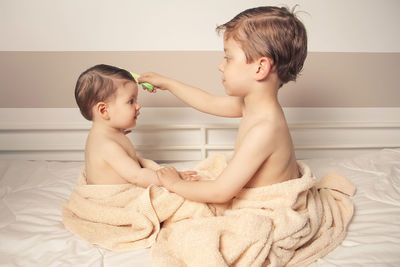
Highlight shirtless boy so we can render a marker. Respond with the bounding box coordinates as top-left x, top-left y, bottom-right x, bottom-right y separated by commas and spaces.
75, 64, 196, 186
139, 6, 307, 203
